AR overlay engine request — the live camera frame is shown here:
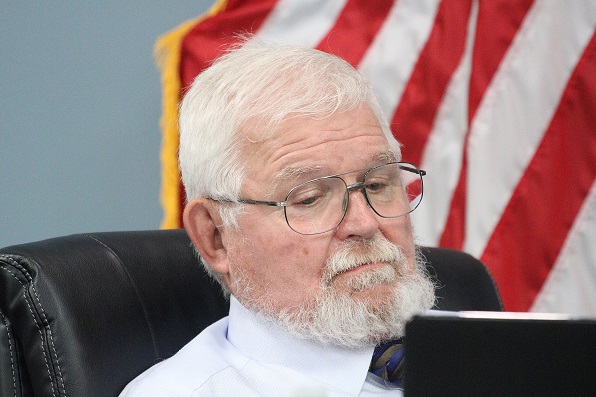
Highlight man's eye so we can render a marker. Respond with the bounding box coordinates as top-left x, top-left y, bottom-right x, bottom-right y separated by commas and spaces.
293, 193, 322, 206
366, 182, 388, 193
